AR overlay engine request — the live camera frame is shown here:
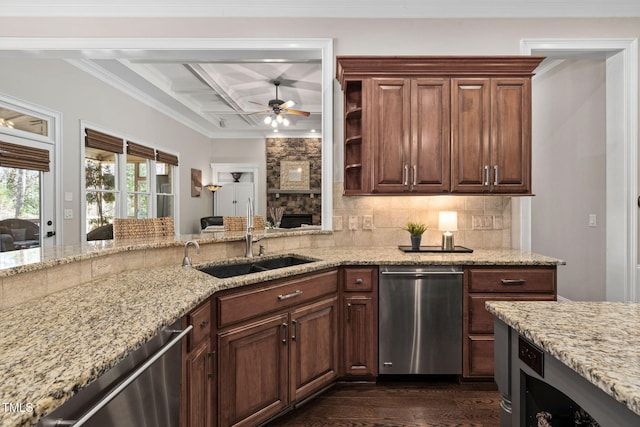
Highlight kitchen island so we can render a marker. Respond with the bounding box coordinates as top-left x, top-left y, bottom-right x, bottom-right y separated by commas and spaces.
487, 301, 640, 427
0, 243, 561, 427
